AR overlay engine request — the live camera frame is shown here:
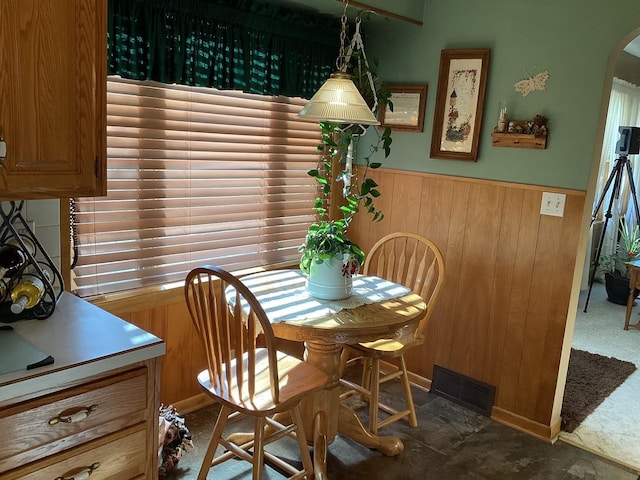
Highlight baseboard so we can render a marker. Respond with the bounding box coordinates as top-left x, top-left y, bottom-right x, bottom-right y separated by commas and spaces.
491, 406, 559, 443
172, 393, 215, 414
